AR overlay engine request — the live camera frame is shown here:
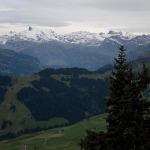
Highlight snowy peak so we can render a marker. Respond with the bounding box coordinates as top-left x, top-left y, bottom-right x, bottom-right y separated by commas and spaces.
108, 30, 122, 35
106, 30, 136, 40
15, 26, 59, 42
28, 26, 33, 31
0, 27, 149, 46
60, 30, 136, 46
0, 26, 60, 44
61, 31, 105, 45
